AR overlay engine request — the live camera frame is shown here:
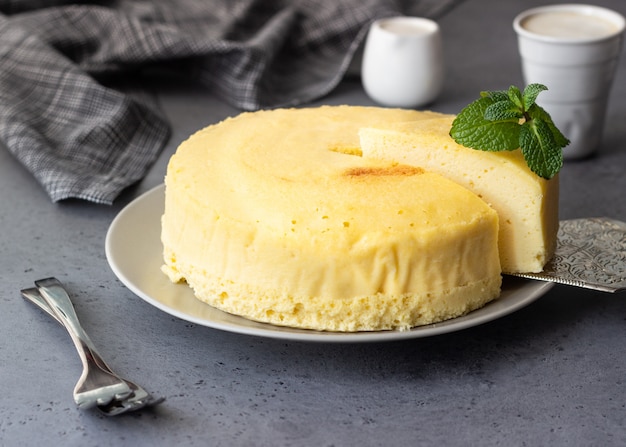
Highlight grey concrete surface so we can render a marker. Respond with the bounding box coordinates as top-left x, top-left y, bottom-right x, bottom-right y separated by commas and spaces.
2, 0, 626, 445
